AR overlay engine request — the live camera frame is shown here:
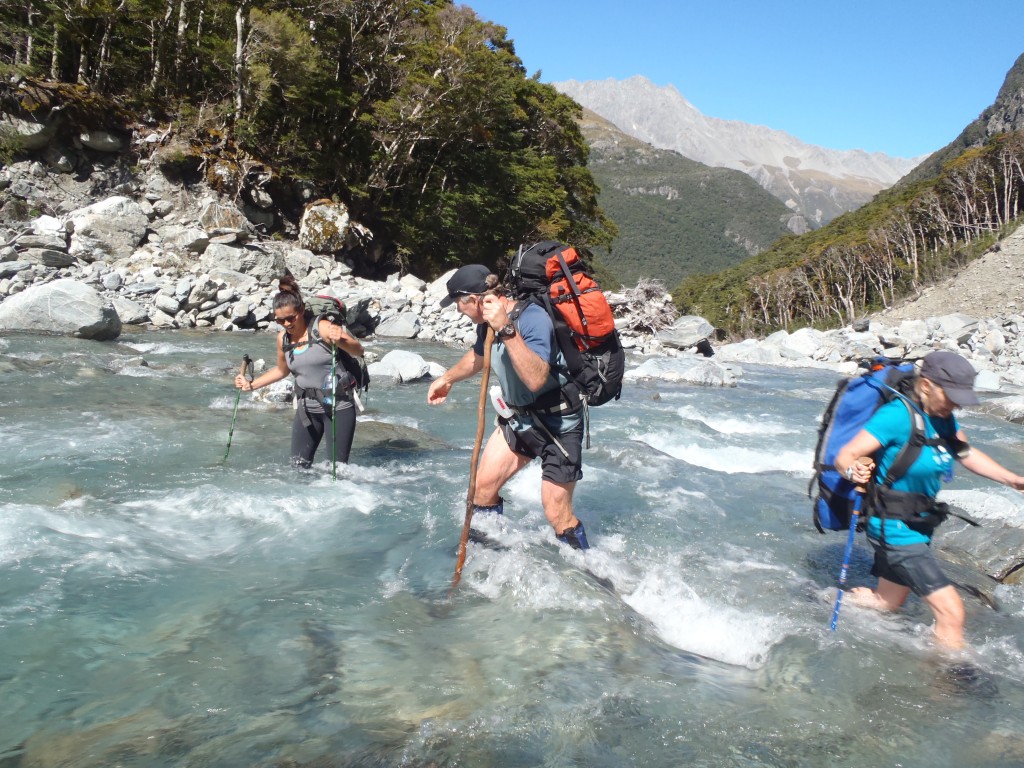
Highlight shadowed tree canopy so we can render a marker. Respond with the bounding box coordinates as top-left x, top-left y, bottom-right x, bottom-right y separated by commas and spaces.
0, 0, 615, 276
